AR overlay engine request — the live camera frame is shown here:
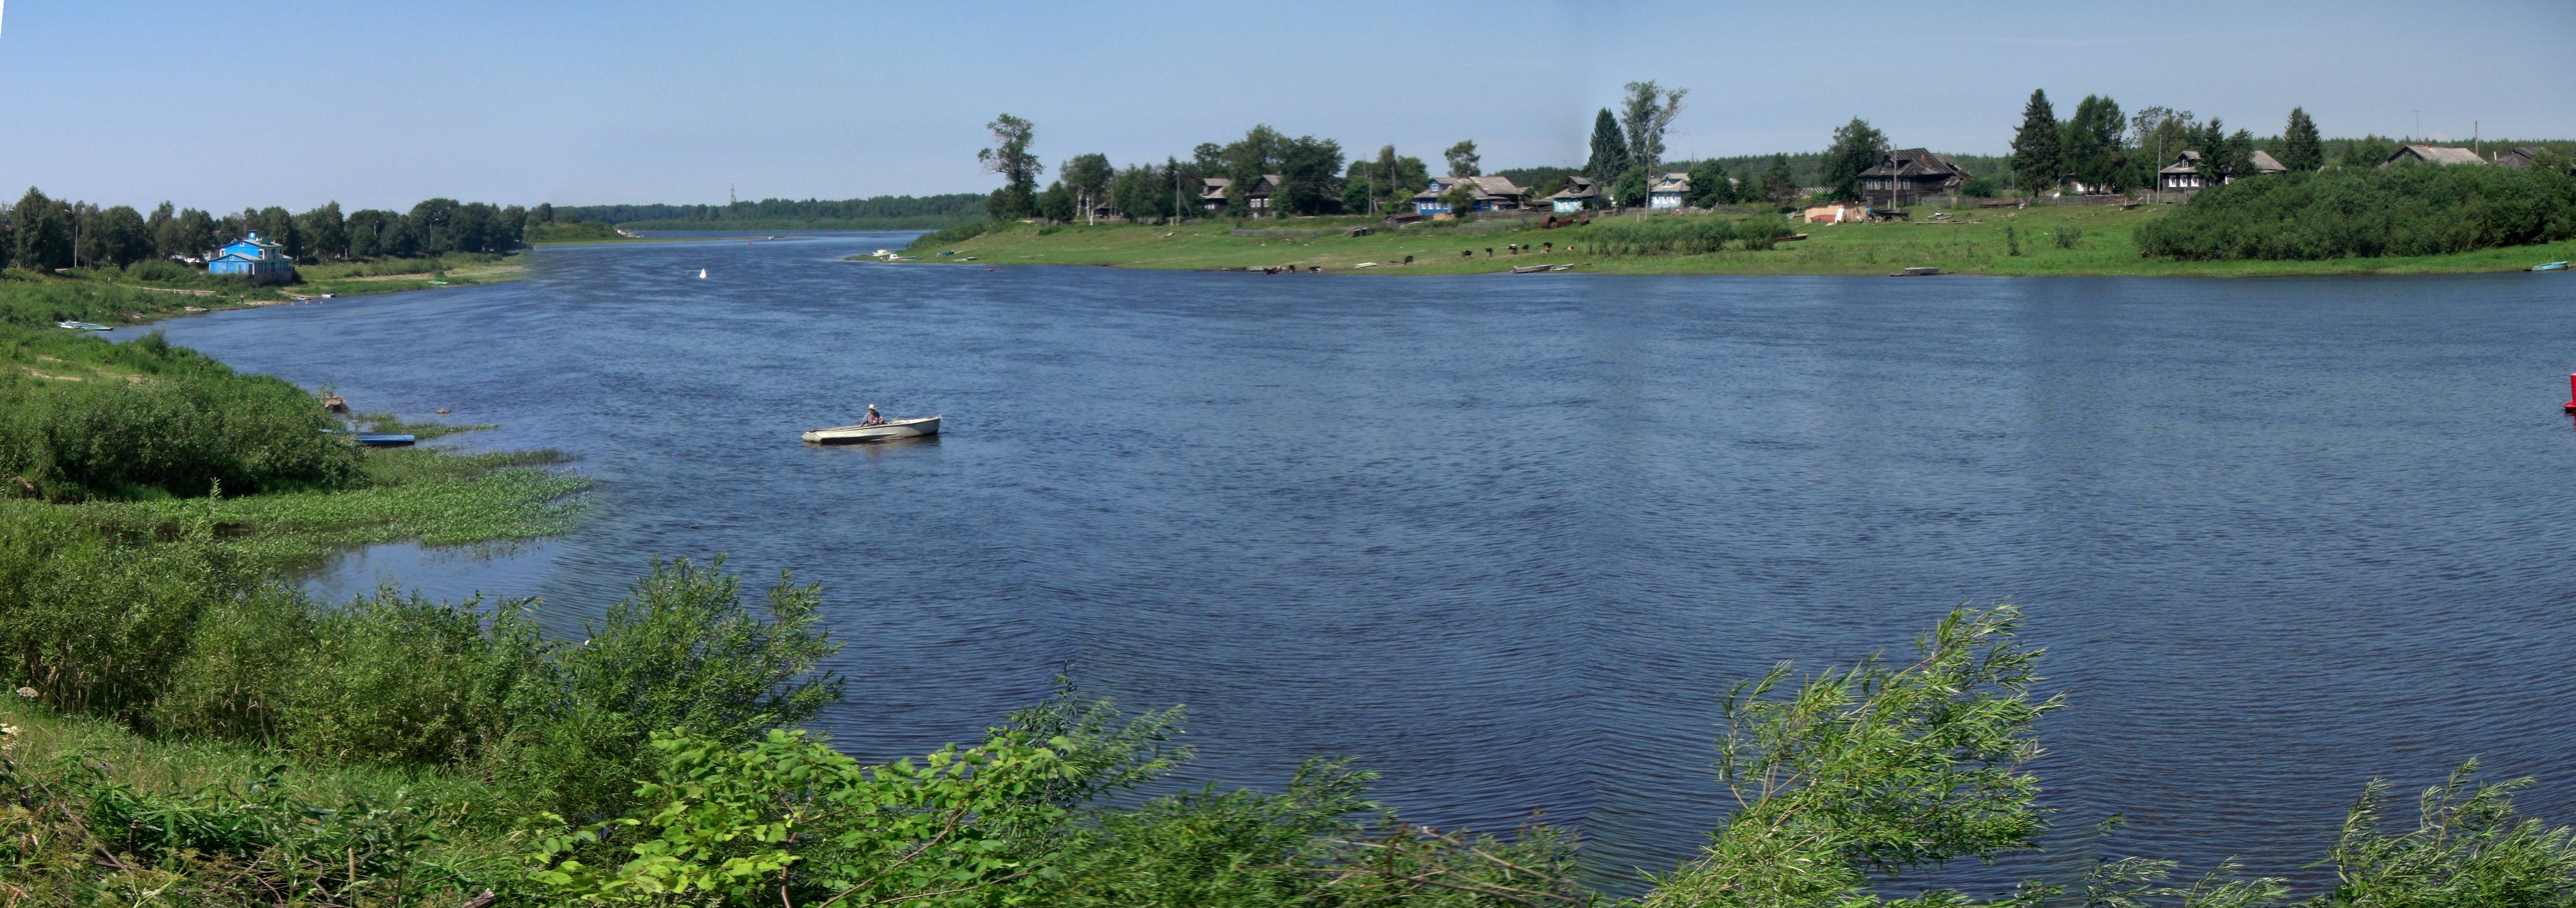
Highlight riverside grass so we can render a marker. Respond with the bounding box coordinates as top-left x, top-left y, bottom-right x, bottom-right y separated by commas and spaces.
888, 205, 2576, 277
